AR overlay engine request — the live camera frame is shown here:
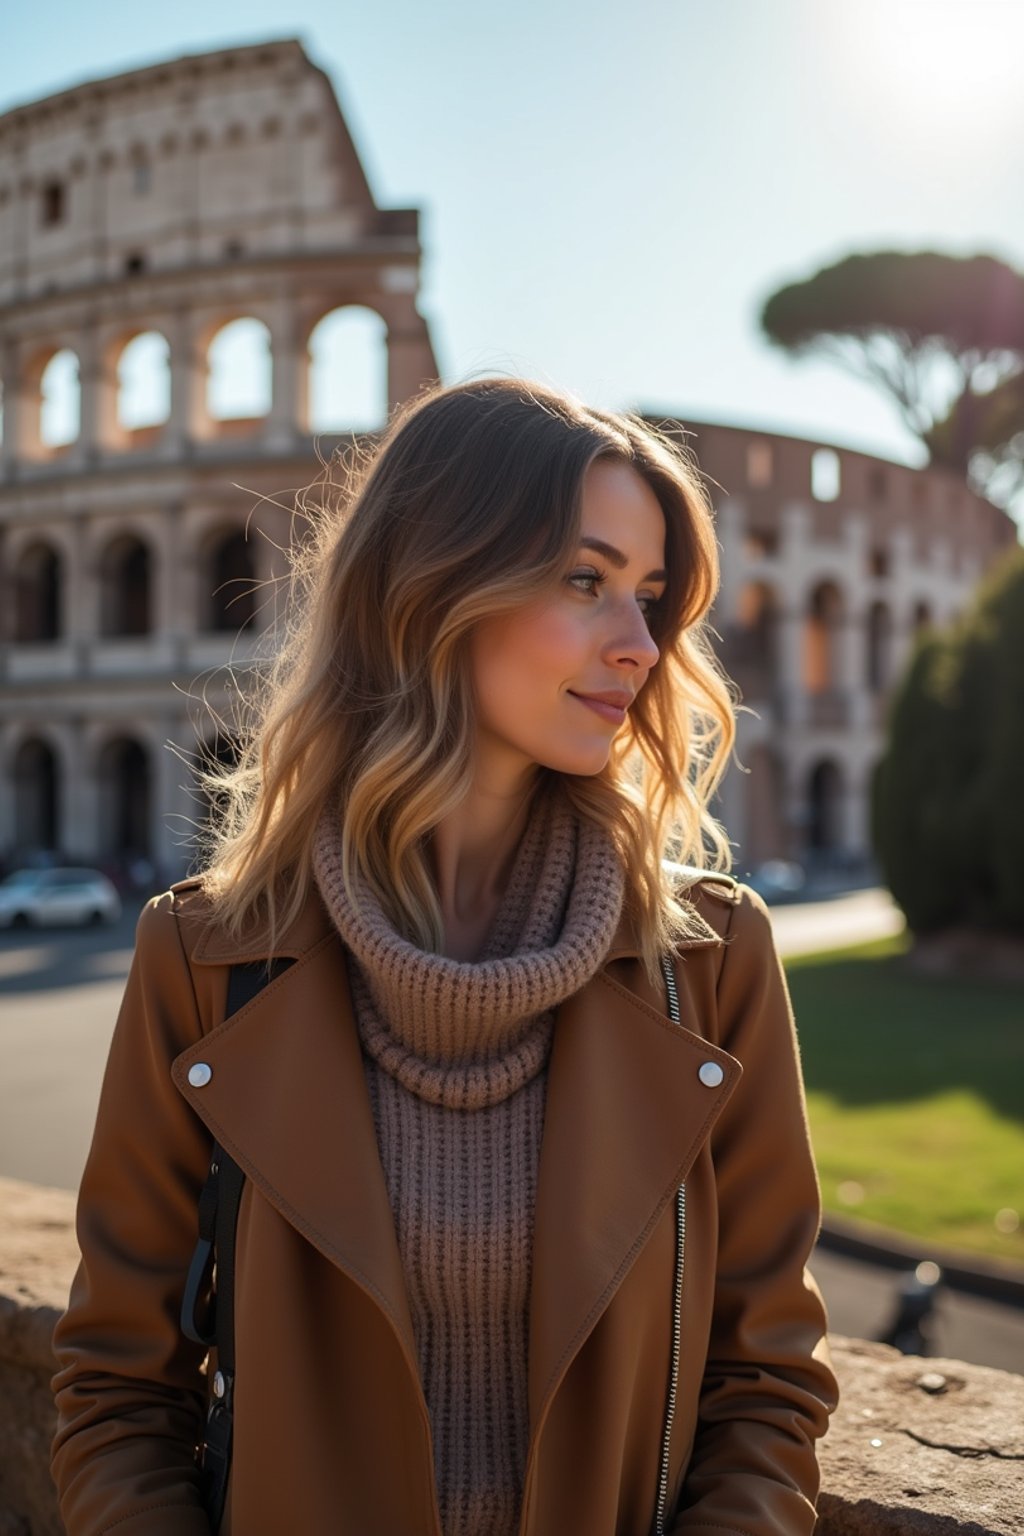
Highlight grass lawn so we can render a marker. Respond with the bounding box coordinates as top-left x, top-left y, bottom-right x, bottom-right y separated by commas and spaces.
784, 931, 1024, 1268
